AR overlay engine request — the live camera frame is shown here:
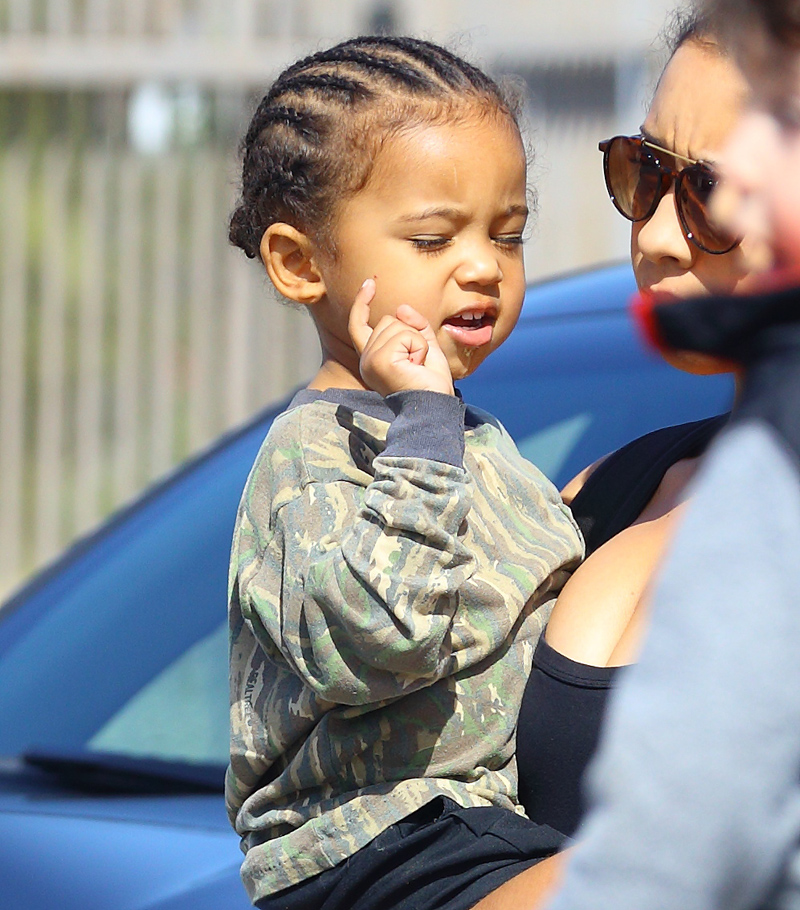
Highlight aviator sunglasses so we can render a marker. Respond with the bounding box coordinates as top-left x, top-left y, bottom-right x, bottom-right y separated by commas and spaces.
599, 134, 740, 255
